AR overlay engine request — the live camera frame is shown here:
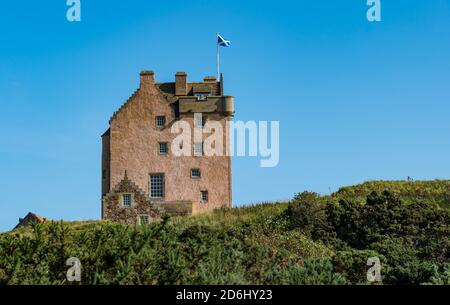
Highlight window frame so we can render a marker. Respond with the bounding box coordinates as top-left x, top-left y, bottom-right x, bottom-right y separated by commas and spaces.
138, 214, 150, 225
156, 116, 166, 129
194, 142, 203, 156
195, 115, 207, 128
191, 168, 201, 179
200, 191, 208, 204
194, 93, 211, 100
159, 142, 169, 155
121, 193, 133, 208
150, 174, 165, 198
